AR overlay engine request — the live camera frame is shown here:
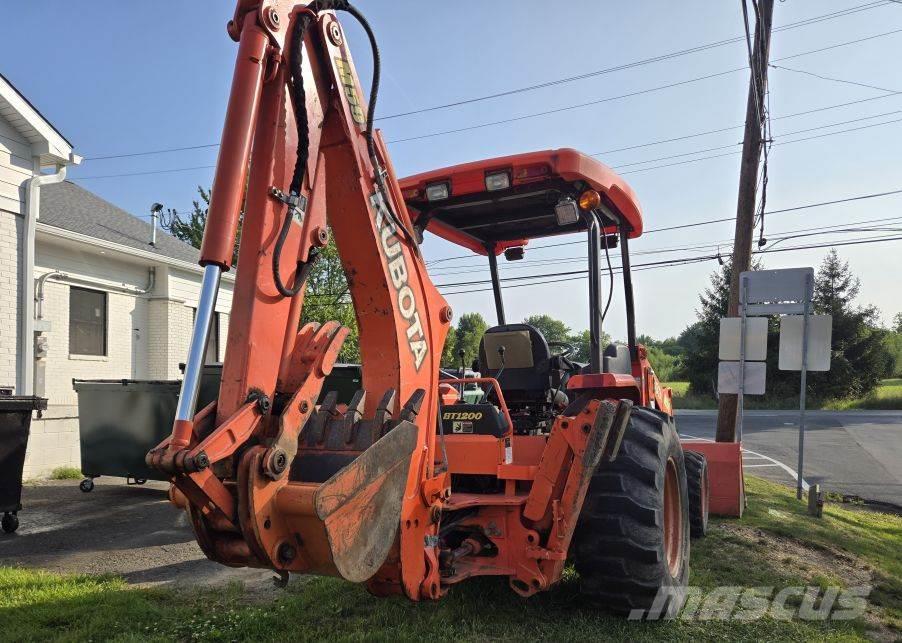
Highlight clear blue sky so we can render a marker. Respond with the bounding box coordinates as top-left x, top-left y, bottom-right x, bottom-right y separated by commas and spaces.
3, 1, 900, 339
